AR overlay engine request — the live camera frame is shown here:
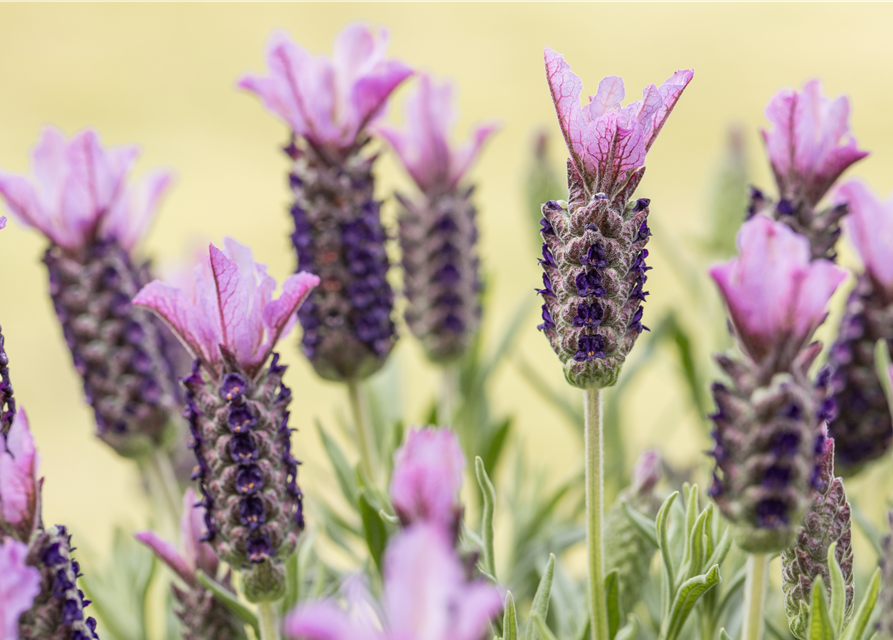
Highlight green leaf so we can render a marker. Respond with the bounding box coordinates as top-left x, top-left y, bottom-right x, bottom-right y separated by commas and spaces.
614, 615, 640, 640
358, 490, 388, 573
197, 570, 260, 636
503, 592, 519, 640
482, 417, 513, 477
476, 456, 498, 580
316, 421, 358, 506
668, 313, 708, 418
808, 576, 835, 640
716, 567, 746, 619
620, 501, 658, 548
663, 564, 721, 640
704, 524, 732, 571
656, 491, 680, 620
531, 613, 560, 640
874, 339, 893, 422
379, 509, 400, 525
677, 505, 710, 589
605, 569, 622, 639
827, 543, 846, 633
719, 630, 733, 640
840, 568, 880, 640
525, 554, 556, 640
281, 548, 300, 614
